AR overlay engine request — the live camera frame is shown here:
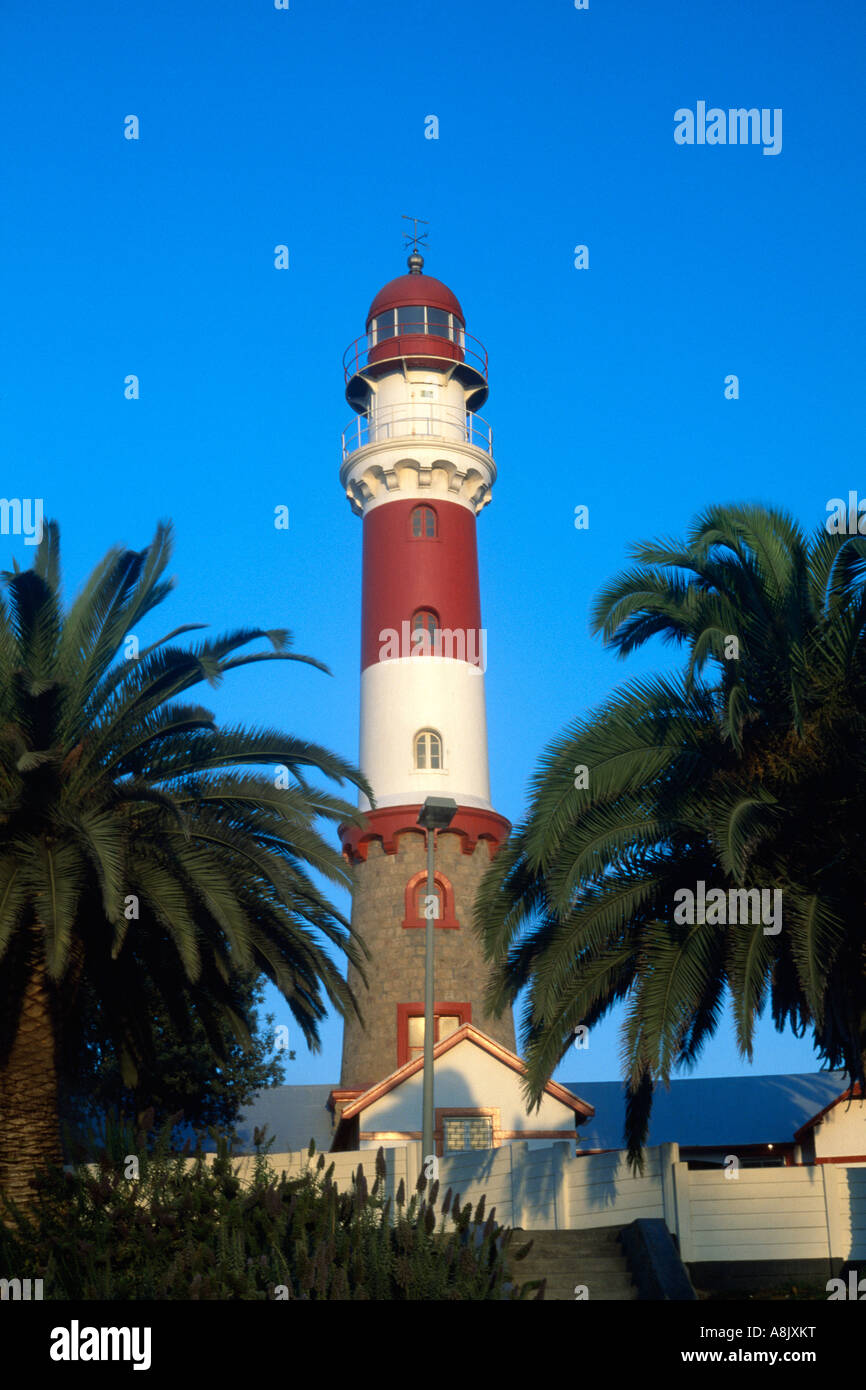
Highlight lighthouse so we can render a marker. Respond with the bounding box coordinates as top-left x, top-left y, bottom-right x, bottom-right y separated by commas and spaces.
337, 241, 517, 1096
